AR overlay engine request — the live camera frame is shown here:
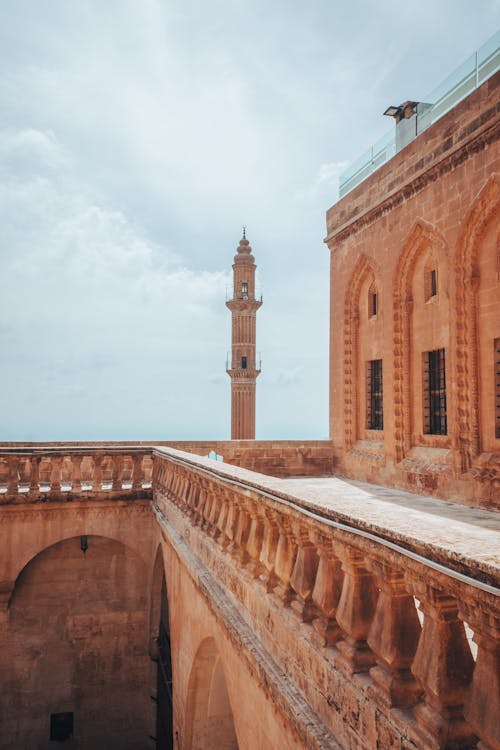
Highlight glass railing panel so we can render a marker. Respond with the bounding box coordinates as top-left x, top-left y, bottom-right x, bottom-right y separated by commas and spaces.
338, 31, 499, 199
417, 53, 476, 131
478, 30, 500, 84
